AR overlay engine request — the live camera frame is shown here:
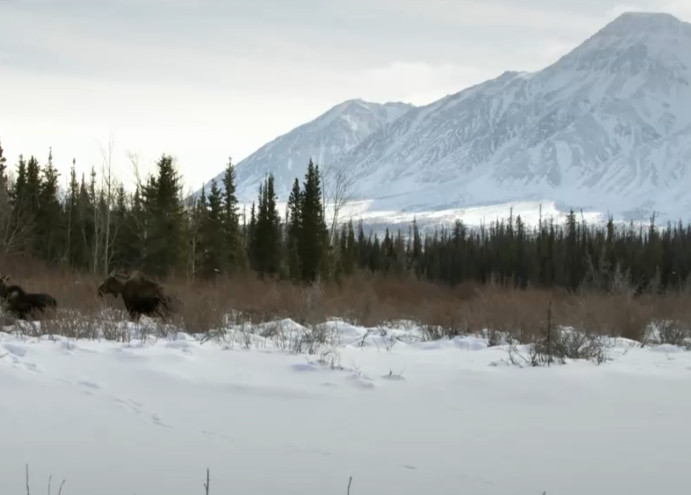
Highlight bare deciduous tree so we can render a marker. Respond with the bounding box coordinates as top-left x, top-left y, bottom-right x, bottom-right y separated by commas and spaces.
322, 163, 355, 244
0, 163, 33, 256
100, 136, 121, 275
0, 202, 33, 256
